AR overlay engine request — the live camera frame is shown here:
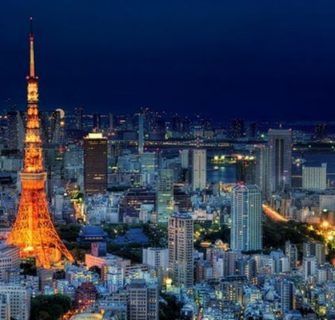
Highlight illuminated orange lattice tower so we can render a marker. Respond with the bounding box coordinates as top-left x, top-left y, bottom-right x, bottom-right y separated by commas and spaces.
7, 18, 74, 268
